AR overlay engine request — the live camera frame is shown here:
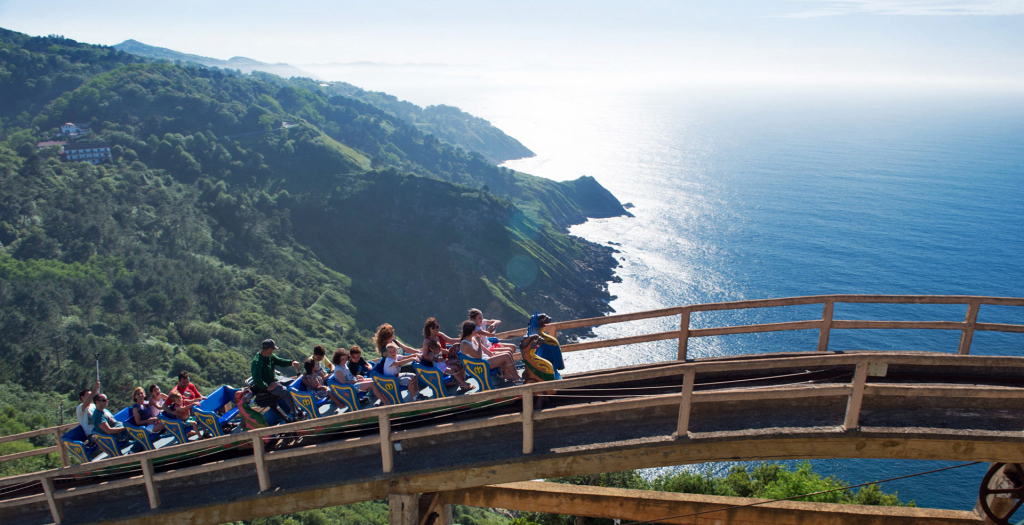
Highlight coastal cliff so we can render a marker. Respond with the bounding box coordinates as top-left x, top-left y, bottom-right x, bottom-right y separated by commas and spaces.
0, 28, 626, 403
